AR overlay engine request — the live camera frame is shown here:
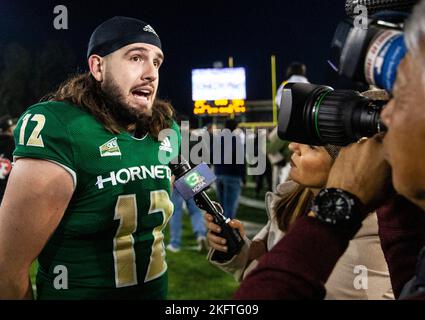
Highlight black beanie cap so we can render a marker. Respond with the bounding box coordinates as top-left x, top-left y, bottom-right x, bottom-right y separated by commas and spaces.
87, 16, 161, 59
